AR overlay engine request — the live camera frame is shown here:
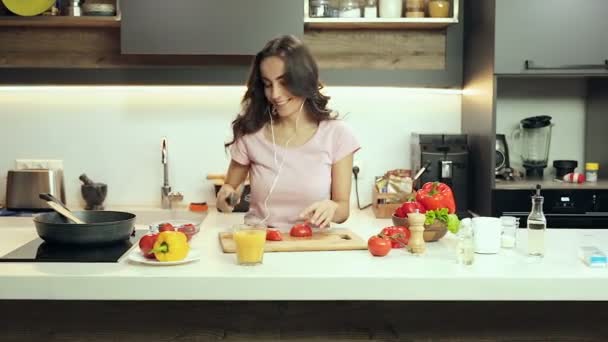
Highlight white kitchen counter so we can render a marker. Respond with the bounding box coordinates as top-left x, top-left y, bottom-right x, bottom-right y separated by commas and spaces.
1, 208, 607, 301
